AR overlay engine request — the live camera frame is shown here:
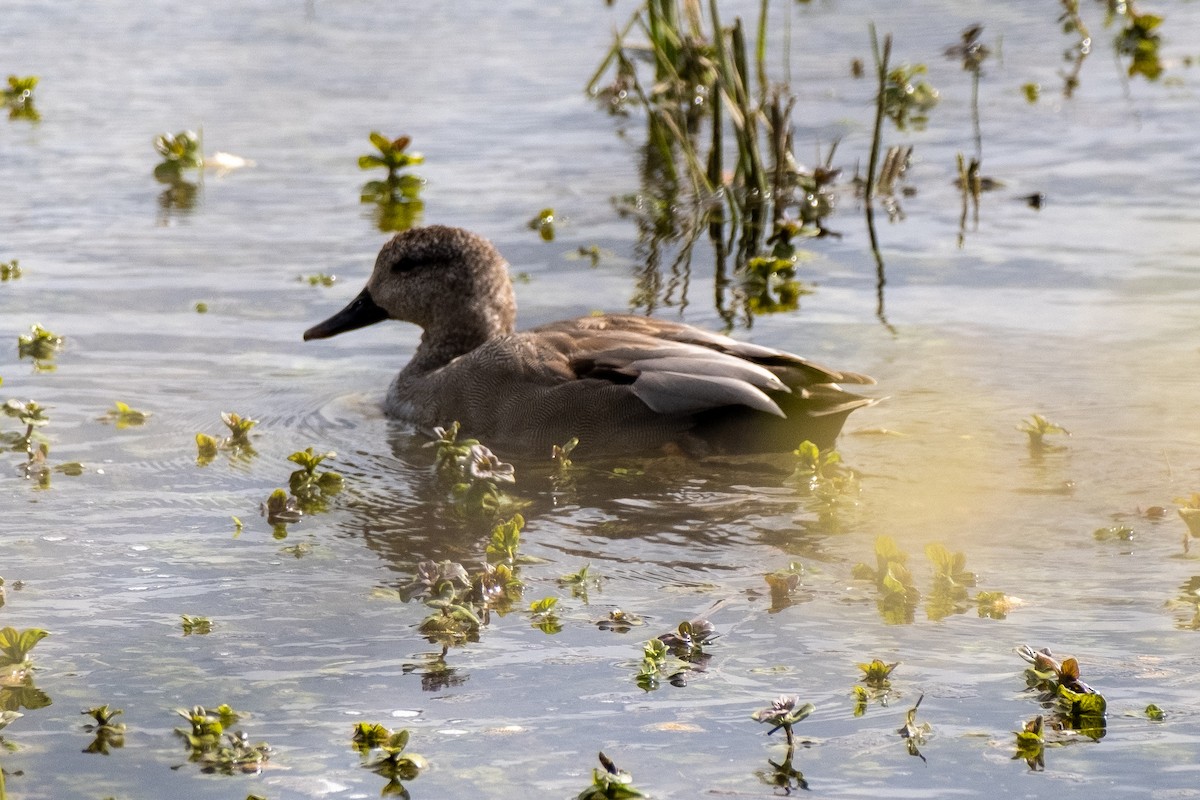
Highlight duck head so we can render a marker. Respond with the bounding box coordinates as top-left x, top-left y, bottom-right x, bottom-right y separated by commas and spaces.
303, 226, 518, 346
